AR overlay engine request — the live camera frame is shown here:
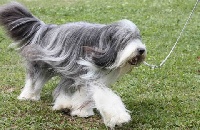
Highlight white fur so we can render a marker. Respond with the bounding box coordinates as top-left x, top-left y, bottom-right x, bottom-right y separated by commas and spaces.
111, 39, 146, 68
91, 81, 131, 128
17, 76, 40, 101
18, 72, 50, 101
70, 87, 94, 117
52, 79, 132, 127
53, 87, 94, 117
52, 91, 72, 110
